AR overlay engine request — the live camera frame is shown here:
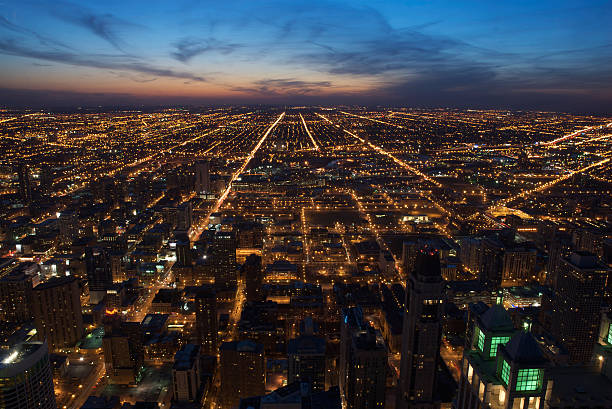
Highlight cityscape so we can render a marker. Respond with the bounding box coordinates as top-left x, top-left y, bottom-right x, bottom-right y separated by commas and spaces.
1, 1, 612, 409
